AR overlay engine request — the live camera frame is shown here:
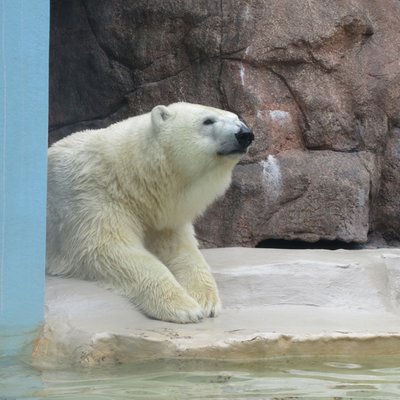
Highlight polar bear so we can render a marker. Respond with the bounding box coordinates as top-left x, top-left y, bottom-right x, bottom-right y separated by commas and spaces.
46, 102, 253, 323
